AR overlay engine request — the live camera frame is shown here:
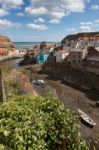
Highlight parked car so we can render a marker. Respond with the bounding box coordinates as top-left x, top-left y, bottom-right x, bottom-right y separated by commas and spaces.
32, 79, 46, 85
